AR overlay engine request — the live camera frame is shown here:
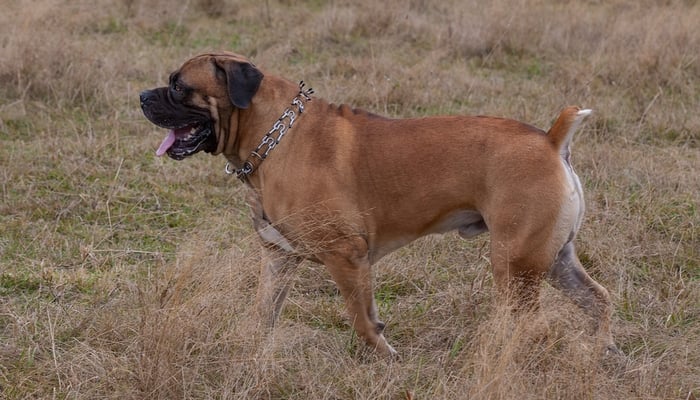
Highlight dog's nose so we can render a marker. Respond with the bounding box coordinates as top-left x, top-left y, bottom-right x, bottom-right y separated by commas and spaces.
139, 90, 152, 106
